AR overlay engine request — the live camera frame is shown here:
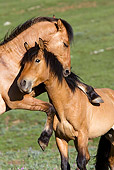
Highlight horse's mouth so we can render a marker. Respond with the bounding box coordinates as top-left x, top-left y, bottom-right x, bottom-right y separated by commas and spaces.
17, 79, 33, 94
19, 87, 32, 94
